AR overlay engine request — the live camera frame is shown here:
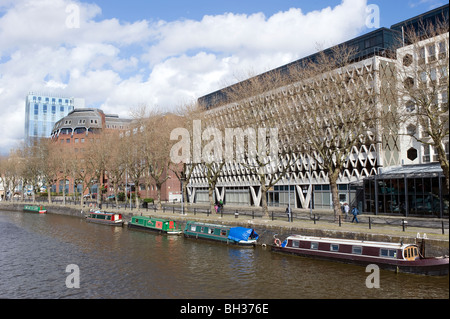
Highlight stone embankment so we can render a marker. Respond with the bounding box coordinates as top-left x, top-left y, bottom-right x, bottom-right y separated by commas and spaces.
1, 202, 448, 257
